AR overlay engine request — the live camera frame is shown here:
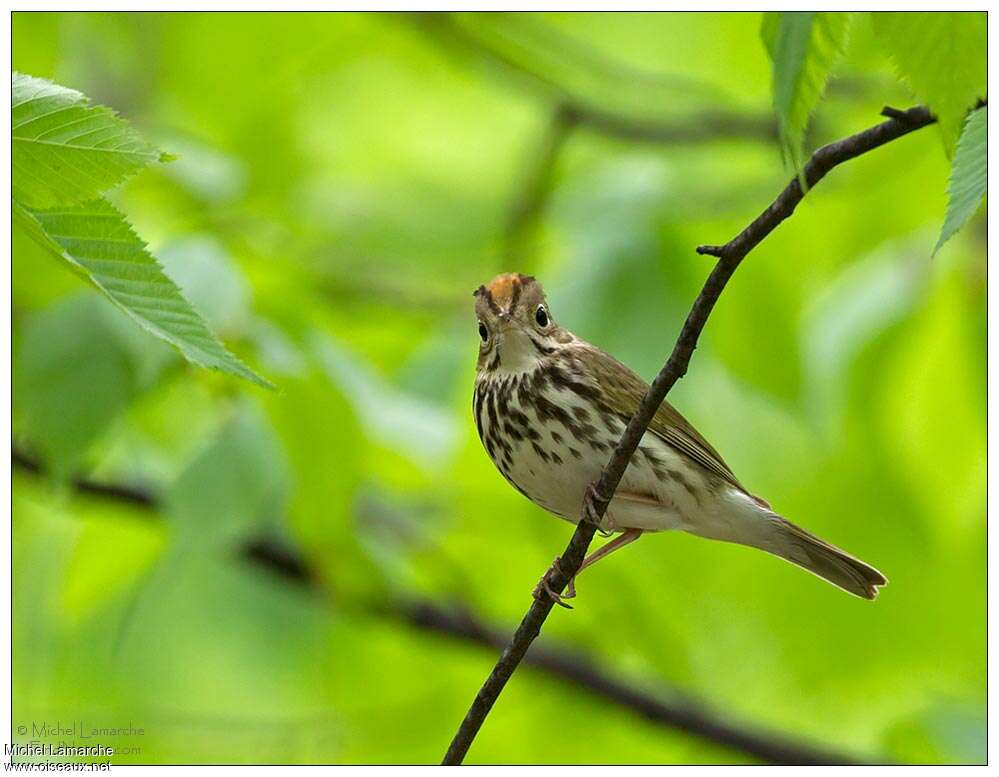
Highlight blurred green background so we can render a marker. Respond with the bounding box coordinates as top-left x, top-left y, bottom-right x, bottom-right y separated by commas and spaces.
12, 12, 985, 765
